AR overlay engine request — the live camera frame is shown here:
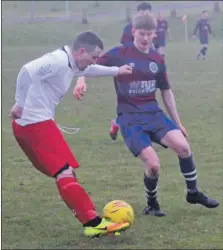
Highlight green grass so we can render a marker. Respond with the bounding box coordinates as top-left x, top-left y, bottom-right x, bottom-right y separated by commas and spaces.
2, 7, 223, 250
